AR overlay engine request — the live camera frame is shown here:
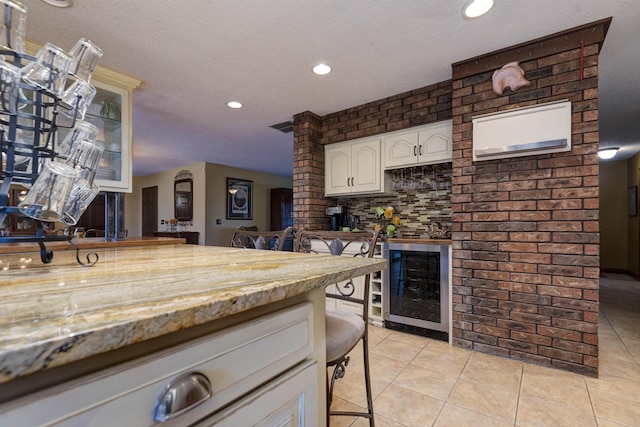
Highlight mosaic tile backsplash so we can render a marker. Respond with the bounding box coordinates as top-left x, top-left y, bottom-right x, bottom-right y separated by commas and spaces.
336, 164, 452, 239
